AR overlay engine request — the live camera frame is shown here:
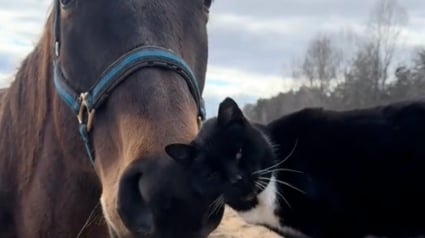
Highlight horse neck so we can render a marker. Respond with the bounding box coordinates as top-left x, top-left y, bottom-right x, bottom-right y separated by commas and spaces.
0, 46, 46, 164
0, 34, 105, 236
0, 37, 98, 189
